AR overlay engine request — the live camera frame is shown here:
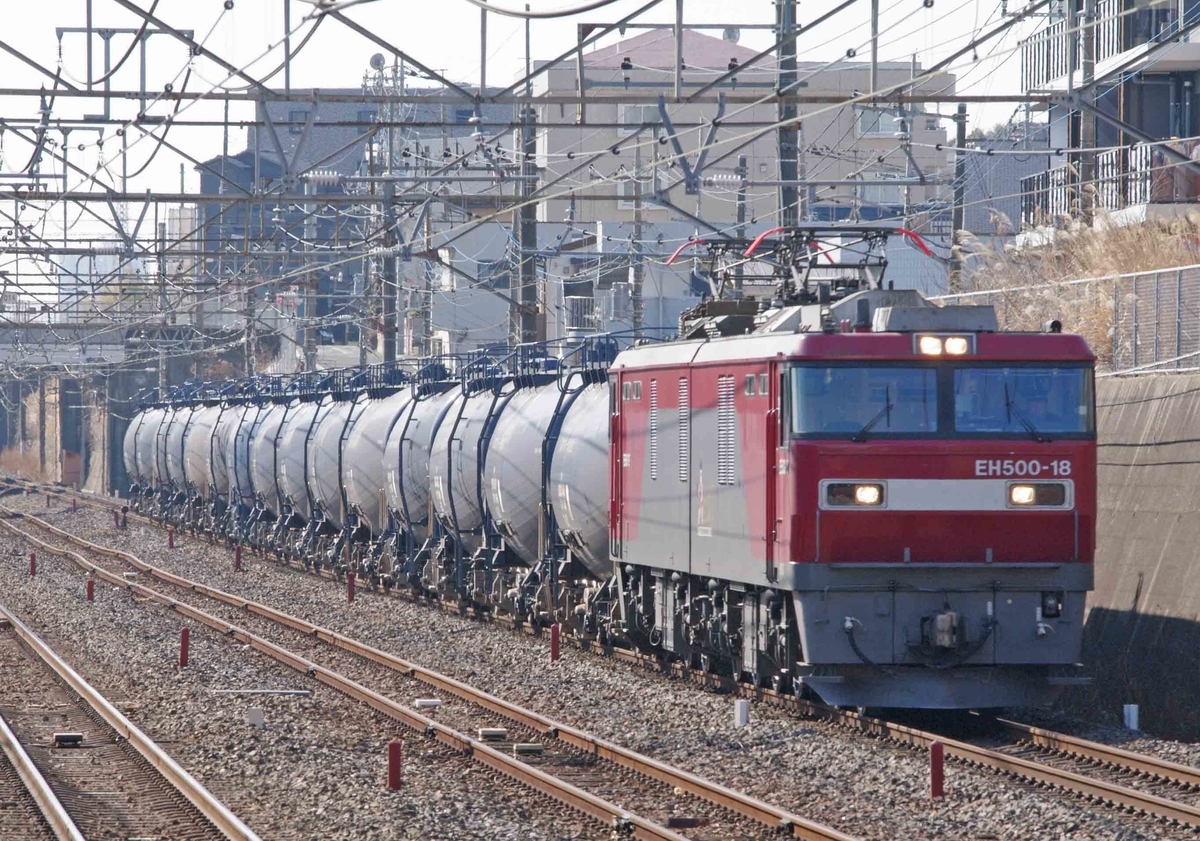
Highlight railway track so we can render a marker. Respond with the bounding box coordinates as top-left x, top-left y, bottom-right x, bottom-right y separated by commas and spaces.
0, 500, 855, 841
0, 599, 259, 841
0, 691, 65, 841
18, 484, 1200, 834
